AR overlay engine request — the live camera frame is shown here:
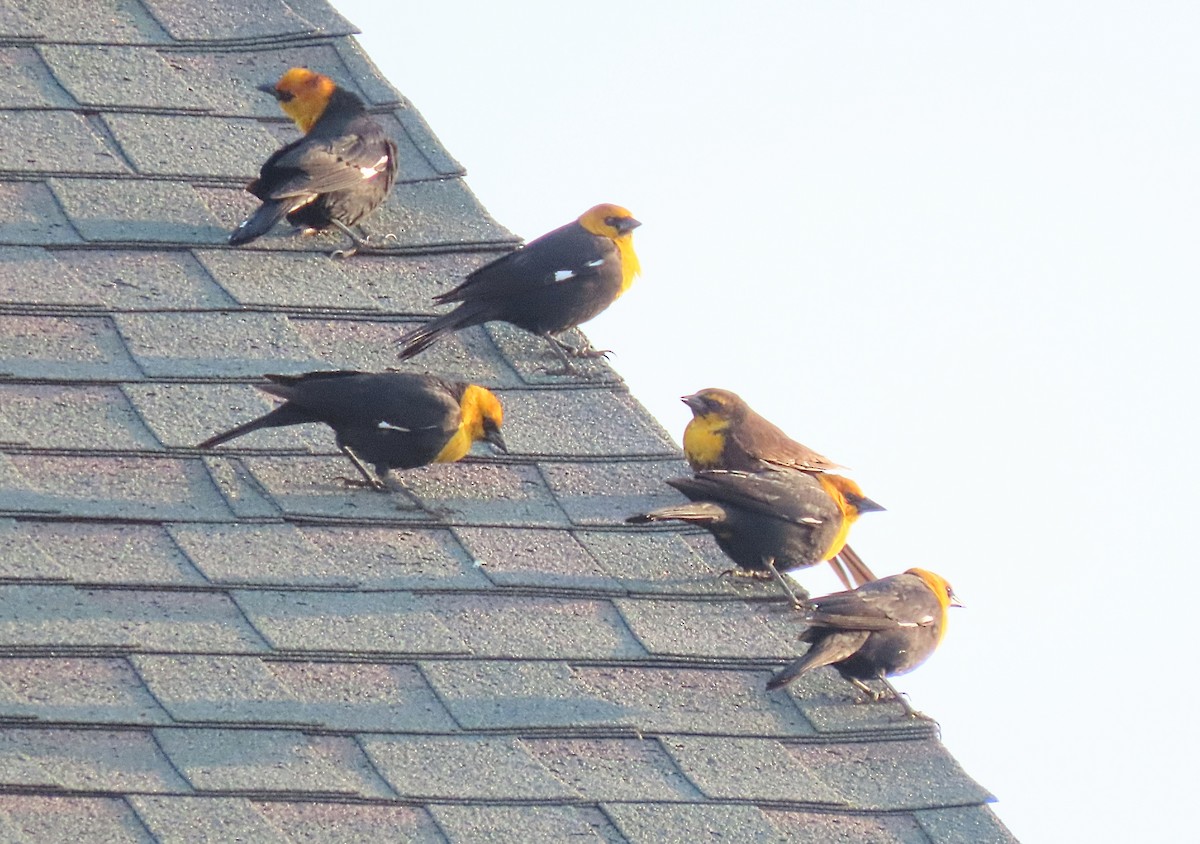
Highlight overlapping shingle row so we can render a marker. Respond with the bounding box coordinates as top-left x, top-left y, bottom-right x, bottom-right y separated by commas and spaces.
0, 1, 1013, 841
